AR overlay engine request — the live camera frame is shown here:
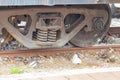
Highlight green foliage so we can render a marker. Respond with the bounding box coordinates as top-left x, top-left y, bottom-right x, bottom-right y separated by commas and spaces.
10, 66, 24, 74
